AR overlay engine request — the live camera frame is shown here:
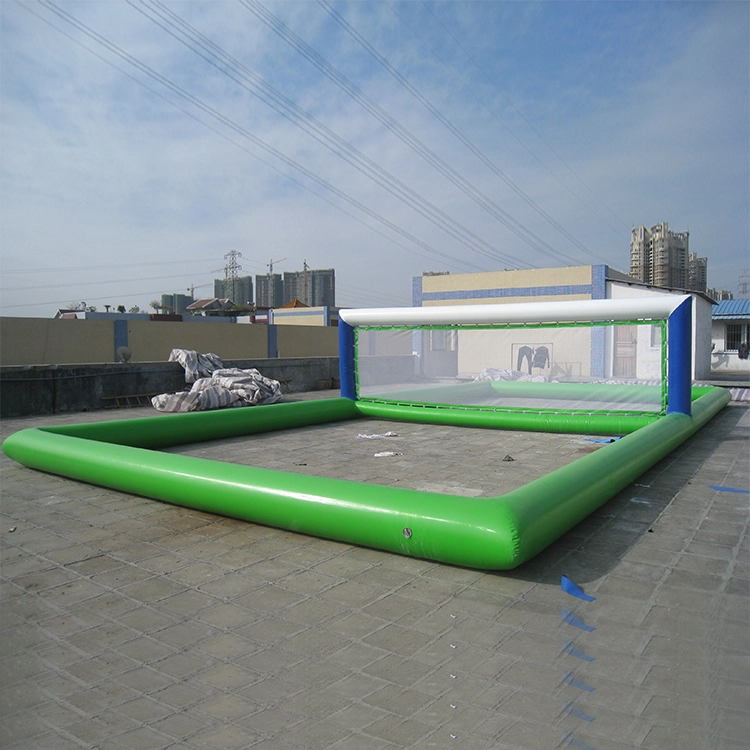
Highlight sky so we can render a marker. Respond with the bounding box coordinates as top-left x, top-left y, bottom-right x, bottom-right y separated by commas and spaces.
1, 0, 748, 318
